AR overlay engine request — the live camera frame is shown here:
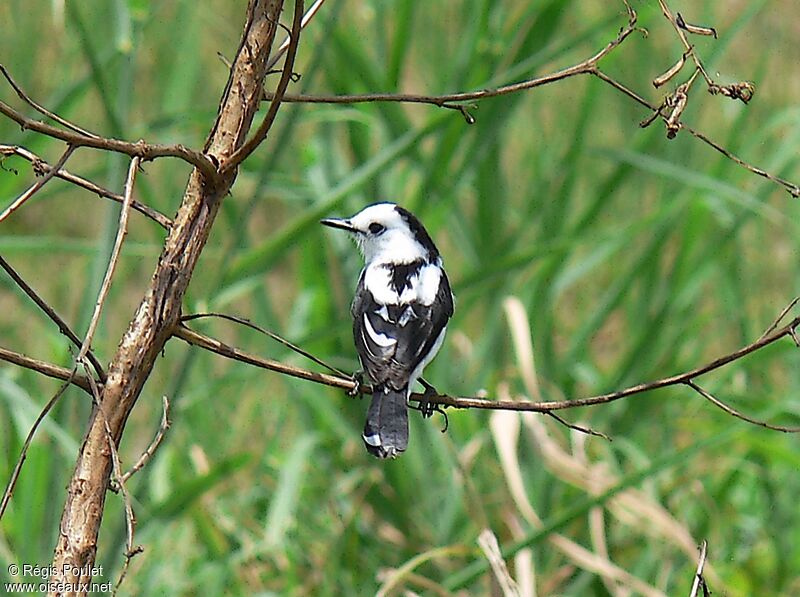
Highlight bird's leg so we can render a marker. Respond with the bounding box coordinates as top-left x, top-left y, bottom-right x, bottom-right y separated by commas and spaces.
408, 379, 450, 432
348, 370, 365, 397
412, 378, 438, 418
